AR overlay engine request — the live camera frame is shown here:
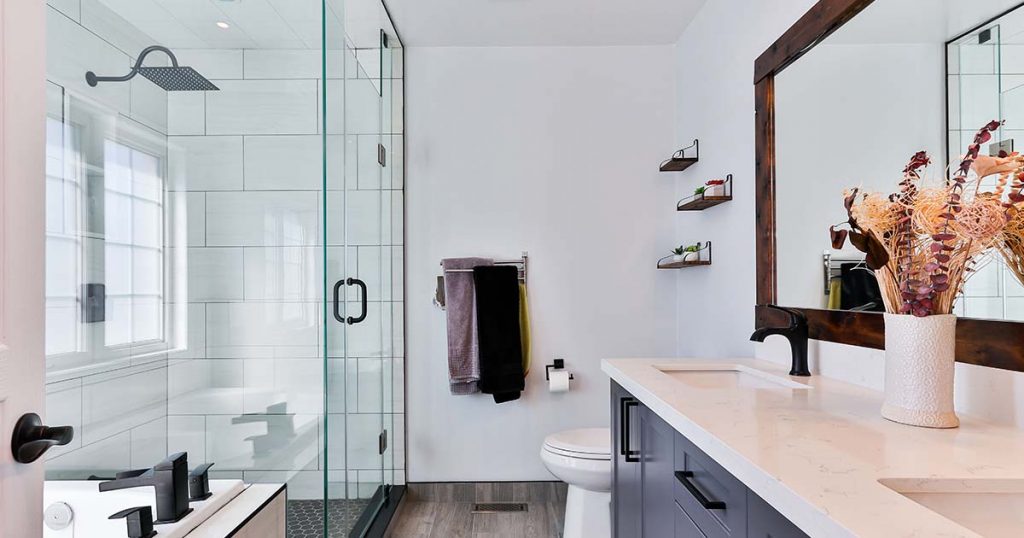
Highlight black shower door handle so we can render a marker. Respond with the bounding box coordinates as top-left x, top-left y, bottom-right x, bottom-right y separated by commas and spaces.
333, 278, 368, 325
348, 278, 367, 324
